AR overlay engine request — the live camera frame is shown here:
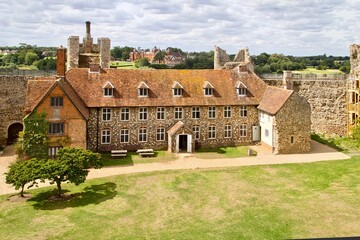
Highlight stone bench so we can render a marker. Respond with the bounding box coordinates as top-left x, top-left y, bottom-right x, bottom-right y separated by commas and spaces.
137, 149, 154, 157
111, 150, 127, 158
